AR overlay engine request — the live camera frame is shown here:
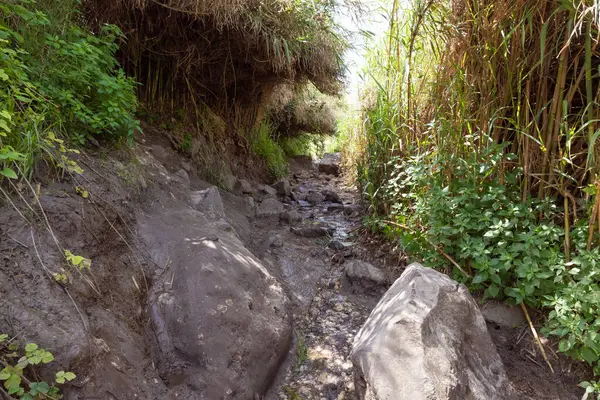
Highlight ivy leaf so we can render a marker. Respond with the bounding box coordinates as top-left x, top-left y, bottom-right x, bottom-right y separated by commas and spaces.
25, 343, 38, 353
56, 371, 76, 384
40, 351, 54, 364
